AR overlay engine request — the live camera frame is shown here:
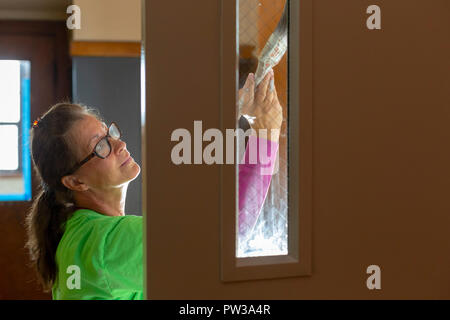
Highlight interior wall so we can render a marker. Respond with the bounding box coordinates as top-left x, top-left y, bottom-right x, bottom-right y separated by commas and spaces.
72, 0, 141, 42
72, 57, 142, 216
0, 0, 142, 41
69, 0, 143, 214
